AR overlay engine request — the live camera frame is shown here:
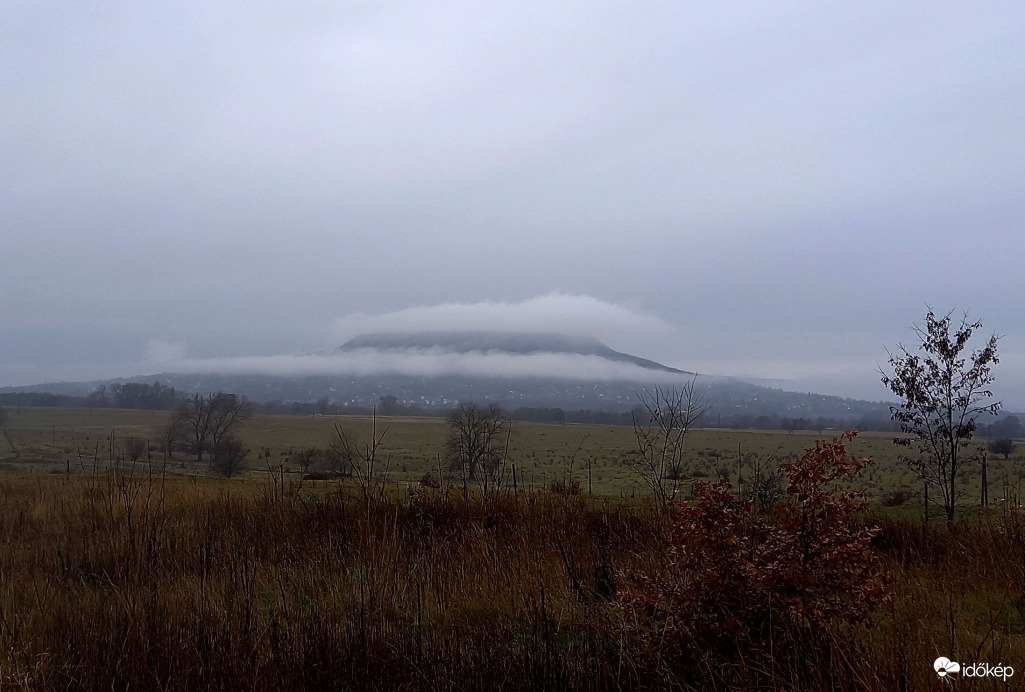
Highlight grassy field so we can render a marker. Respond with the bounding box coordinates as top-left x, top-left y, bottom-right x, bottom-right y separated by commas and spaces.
0, 429, 15, 461
0, 465, 1022, 688
1, 406, 1025, 688
4, 406, 1024, 509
